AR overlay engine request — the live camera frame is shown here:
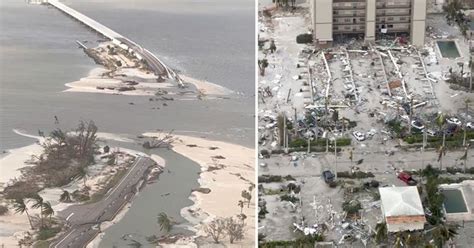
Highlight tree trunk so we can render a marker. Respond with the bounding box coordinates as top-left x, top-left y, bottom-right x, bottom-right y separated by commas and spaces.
25, 210, 34, 230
